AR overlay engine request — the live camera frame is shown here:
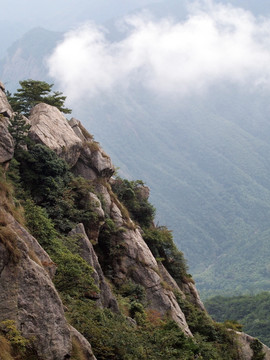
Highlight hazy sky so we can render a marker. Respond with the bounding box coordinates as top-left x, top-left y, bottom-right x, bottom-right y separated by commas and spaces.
47, 0, 270, 104
1, 0, 158, 56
